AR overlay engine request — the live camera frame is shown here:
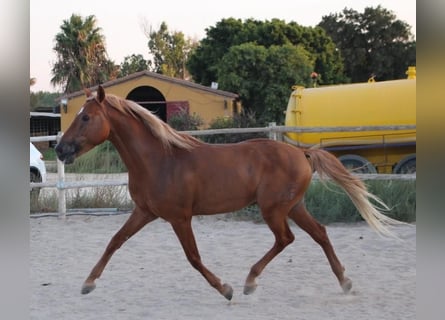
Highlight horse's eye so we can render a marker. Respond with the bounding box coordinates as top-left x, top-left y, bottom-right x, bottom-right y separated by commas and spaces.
82, 114, 90, 122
